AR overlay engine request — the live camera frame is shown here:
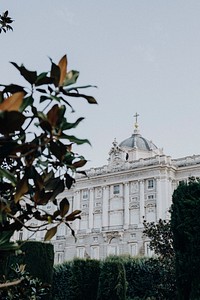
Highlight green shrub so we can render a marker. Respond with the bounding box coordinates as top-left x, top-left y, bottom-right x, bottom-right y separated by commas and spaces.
70, 258, 100, 300
52, 261, 73, 300
97, 256, 127, 300
8, 241, 54, 285
124, 256, 176, 300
